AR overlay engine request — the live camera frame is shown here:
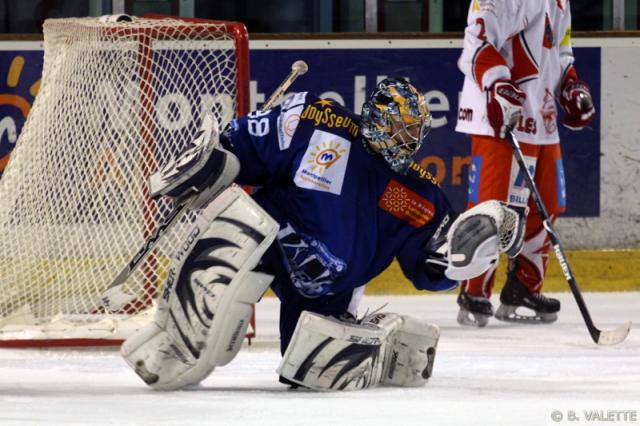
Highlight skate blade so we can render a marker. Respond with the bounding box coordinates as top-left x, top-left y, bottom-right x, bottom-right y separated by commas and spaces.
457, 308, 490, 328
495, 304, 558, 324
